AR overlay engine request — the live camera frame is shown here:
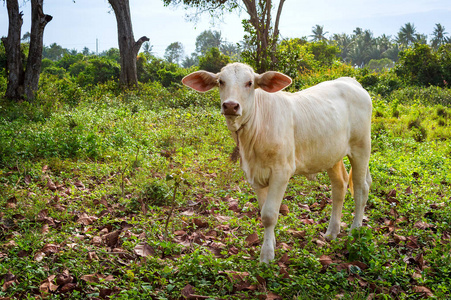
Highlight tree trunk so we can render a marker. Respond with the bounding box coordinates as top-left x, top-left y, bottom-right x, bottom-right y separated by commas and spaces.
108, 0, 149, 88
242, 0, 285, 73
2, 0, 52, 101
24, 0, 53, 100
2, 0, 24, 100
271, 0, 285, 67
